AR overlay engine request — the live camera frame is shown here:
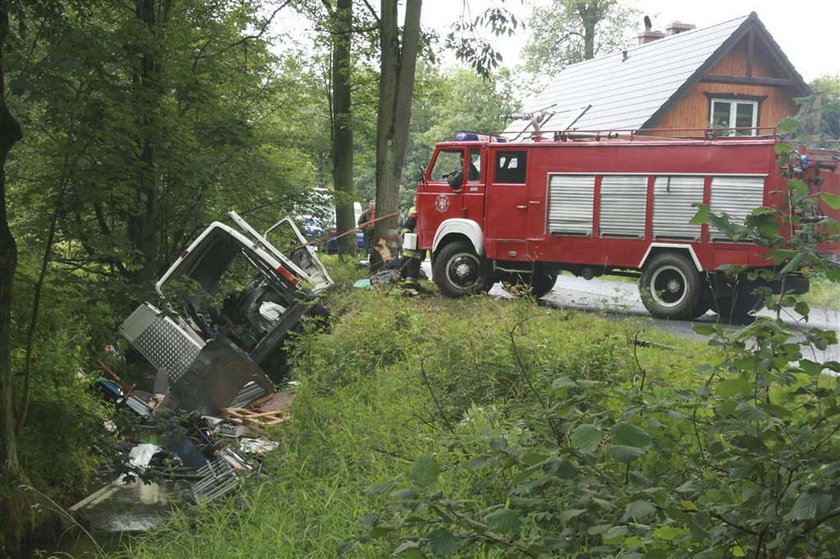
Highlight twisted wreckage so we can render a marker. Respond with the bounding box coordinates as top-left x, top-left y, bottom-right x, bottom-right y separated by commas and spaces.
72, 212, 333, 531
